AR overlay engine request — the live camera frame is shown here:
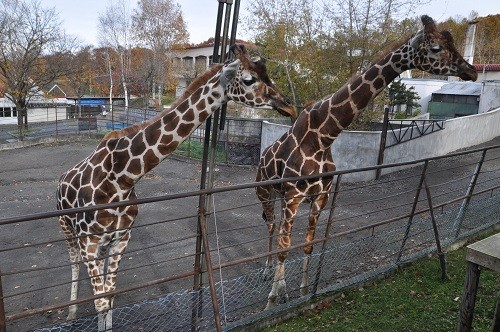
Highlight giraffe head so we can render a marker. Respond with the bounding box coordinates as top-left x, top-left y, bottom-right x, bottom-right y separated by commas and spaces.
409, 15, 477, 81
220, 44, 297, 118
